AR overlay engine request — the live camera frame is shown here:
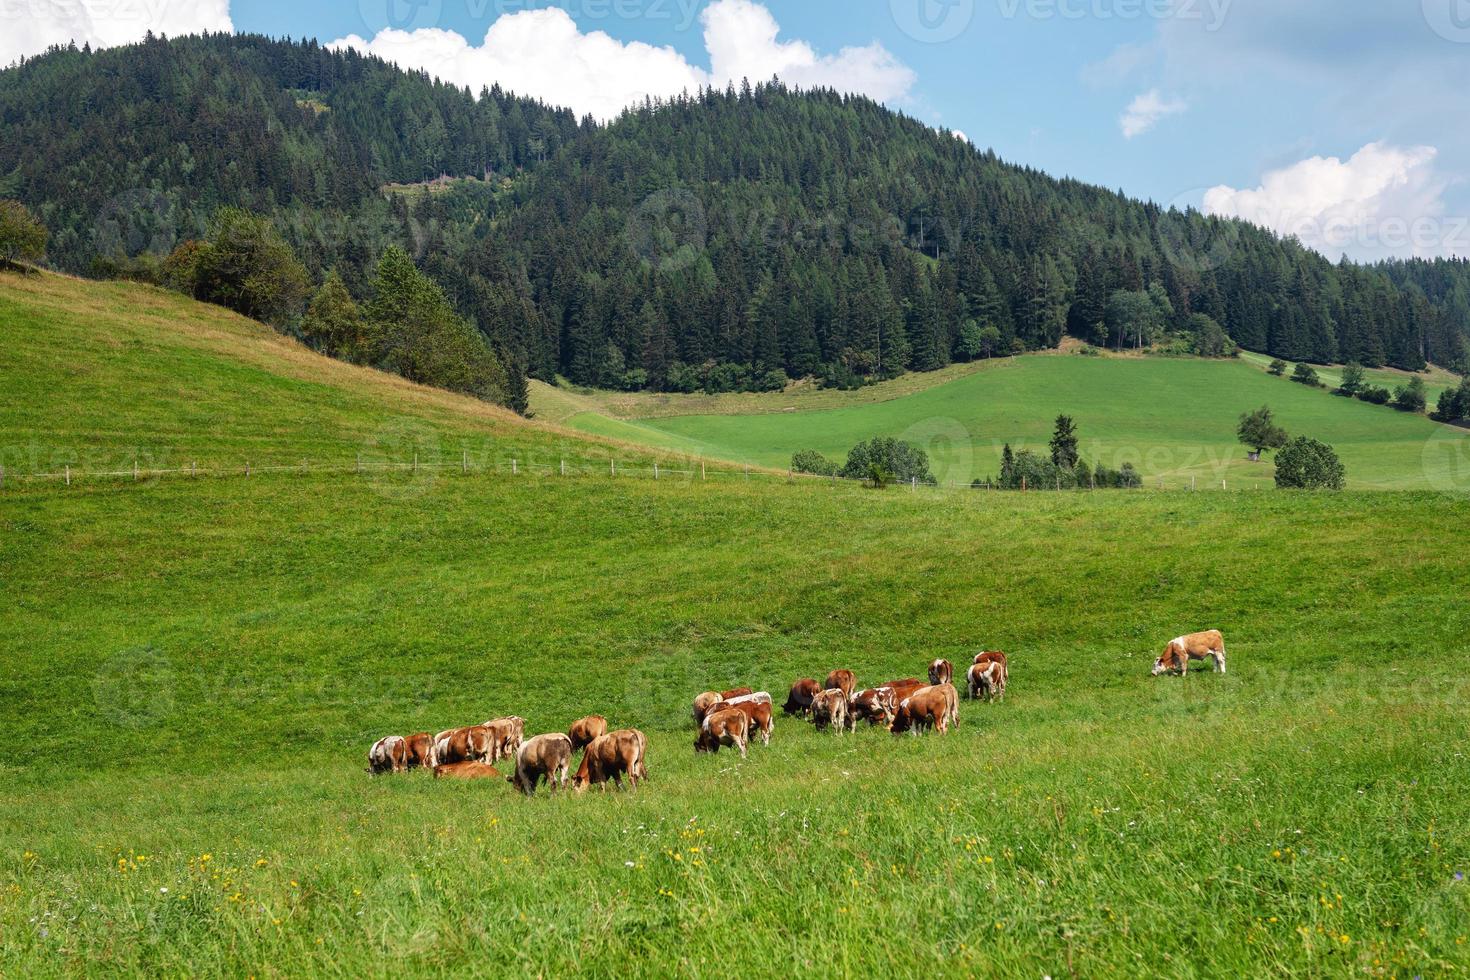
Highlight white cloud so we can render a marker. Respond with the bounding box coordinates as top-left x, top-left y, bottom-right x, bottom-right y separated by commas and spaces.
952, 130, 970, 143
1203, 142, 1466, 261
330, 0, 916, 122
0, 0, 232, 67
1119, 89, 1187, 139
